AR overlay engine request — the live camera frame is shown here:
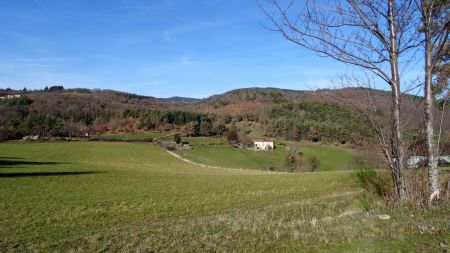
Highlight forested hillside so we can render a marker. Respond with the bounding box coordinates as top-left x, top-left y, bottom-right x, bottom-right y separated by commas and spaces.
195, 87, 448, 129
0, 88, 177, 139
1, 86, 448, 150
